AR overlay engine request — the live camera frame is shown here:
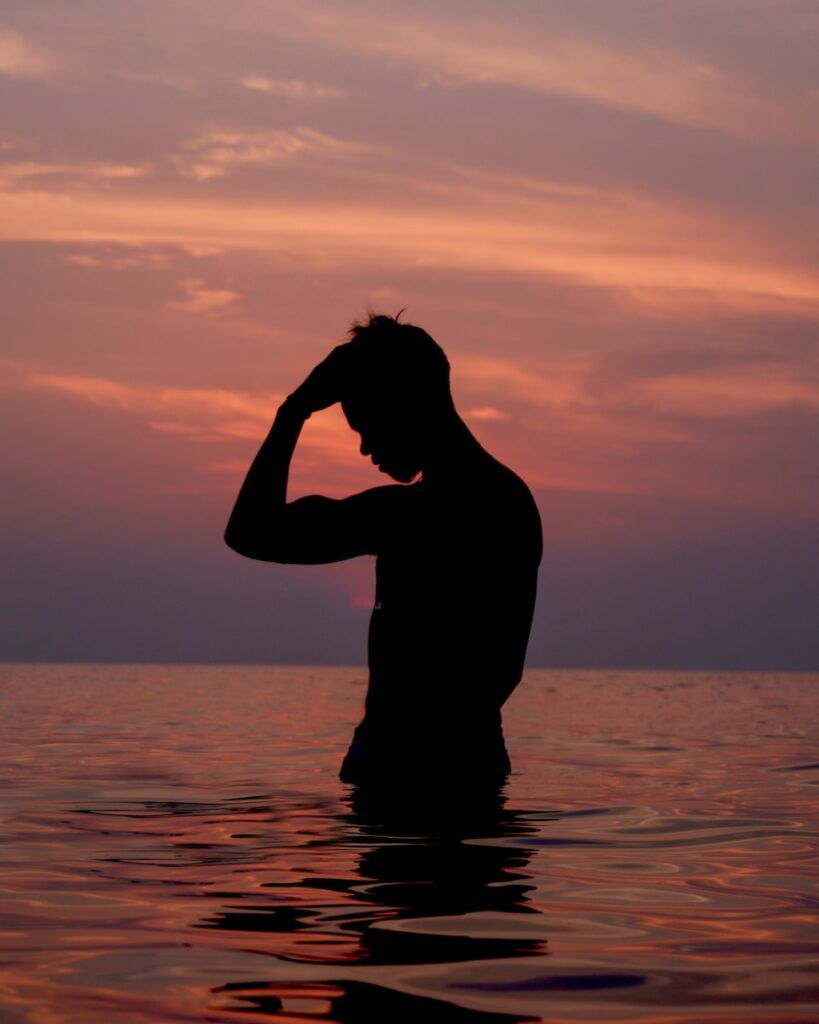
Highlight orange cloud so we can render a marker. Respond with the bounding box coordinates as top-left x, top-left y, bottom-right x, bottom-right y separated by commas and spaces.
464, 406, 510, 422
2, 183, 817, 310
166, 278, 240, 313
119, 69, 197, 92
237, 76, 343, 100
269, 4, 808, 139
623, 369, 819, 418
66, 247, 171, 269
173, 127, 368, 181
0, 161, 150, 187
19, 370, 364, 474
0, 28, 54, 78
457, 355, 582, 409
9, 330, 818, 519
25, 371, 275, 420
